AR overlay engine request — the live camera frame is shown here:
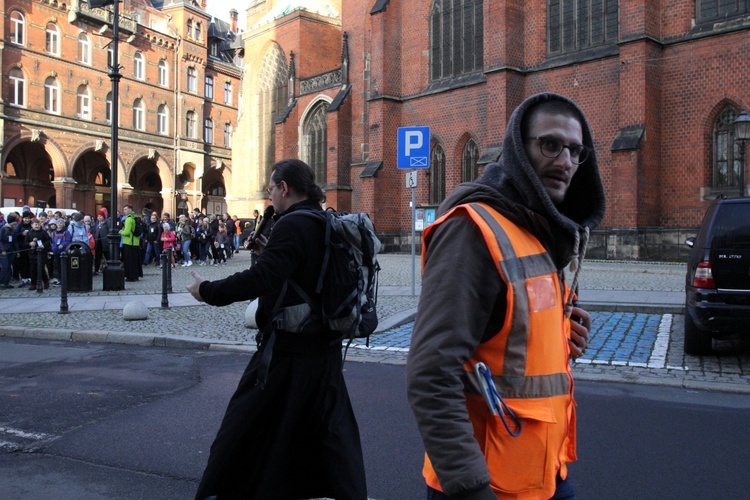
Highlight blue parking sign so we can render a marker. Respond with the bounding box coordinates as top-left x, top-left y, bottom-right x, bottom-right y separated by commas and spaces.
397, 126, 430, 169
